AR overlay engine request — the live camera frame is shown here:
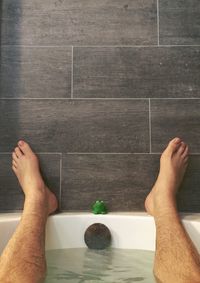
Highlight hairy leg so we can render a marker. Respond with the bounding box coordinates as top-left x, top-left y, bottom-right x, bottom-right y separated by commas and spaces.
0, 141, 58, 283
145, 138, 200, 283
